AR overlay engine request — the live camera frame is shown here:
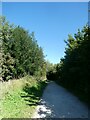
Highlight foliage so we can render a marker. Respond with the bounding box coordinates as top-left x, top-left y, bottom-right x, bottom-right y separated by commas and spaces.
0, 16, 46, 81
0, 16, 15, 81
47, 25, 89, 105
46, 61, 57, 80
